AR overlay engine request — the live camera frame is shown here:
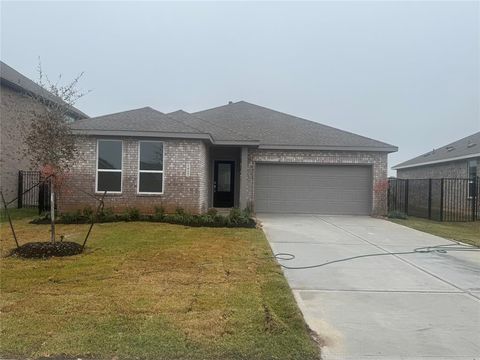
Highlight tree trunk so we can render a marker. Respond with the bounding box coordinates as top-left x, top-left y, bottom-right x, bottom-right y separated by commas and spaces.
50, 182, 55, 243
